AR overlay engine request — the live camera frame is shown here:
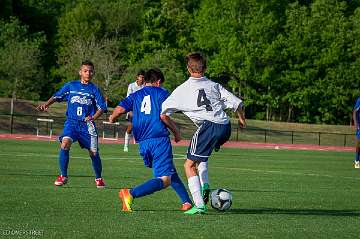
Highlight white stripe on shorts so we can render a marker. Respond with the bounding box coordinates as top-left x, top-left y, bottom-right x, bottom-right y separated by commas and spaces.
190, 125, 202, 155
